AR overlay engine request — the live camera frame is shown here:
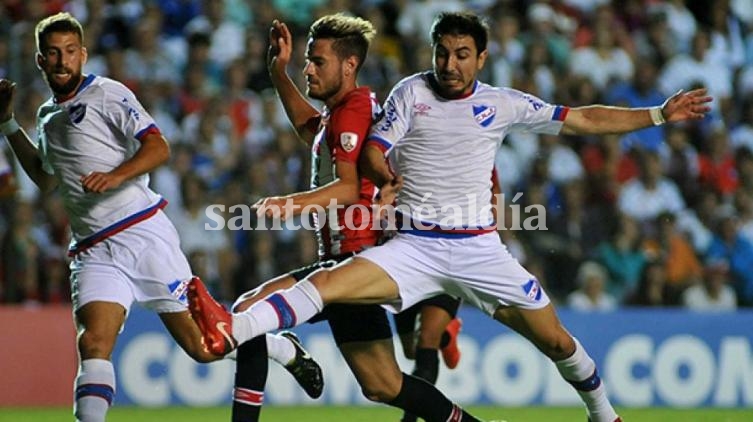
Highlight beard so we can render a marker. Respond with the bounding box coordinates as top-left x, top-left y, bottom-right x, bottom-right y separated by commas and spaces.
306, 74, 342, 103
45, 69, 83, 97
